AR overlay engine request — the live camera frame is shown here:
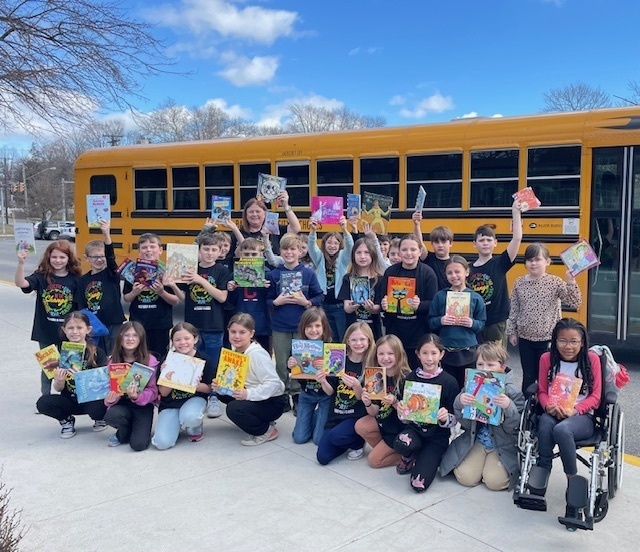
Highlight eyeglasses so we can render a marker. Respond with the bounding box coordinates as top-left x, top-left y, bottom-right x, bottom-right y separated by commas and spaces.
122, 333, 140, 339
557, 339, 582, 347
87, 255, 106, 260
